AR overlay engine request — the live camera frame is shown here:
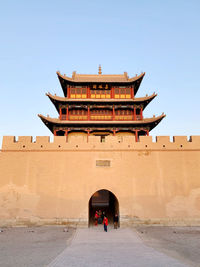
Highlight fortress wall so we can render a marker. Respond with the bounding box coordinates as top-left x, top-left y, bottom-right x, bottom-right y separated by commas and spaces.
0, 135, 200, 226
